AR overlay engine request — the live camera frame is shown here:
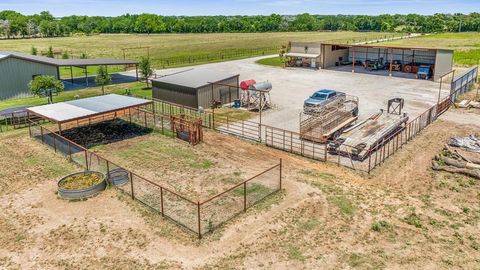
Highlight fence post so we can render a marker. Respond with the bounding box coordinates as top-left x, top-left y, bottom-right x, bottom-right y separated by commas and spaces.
85, 150, 88, 170
129, 172, 134, 199
279, 158, 283, 190
243, 182, 247, 212
40, 127, 44, 144
160, 187, 164, 216
53, 134, 57, 152
368, 148, 372, 174
68, 141, 72, 162
197, 202, 202, 239
106, 160, 110, 184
